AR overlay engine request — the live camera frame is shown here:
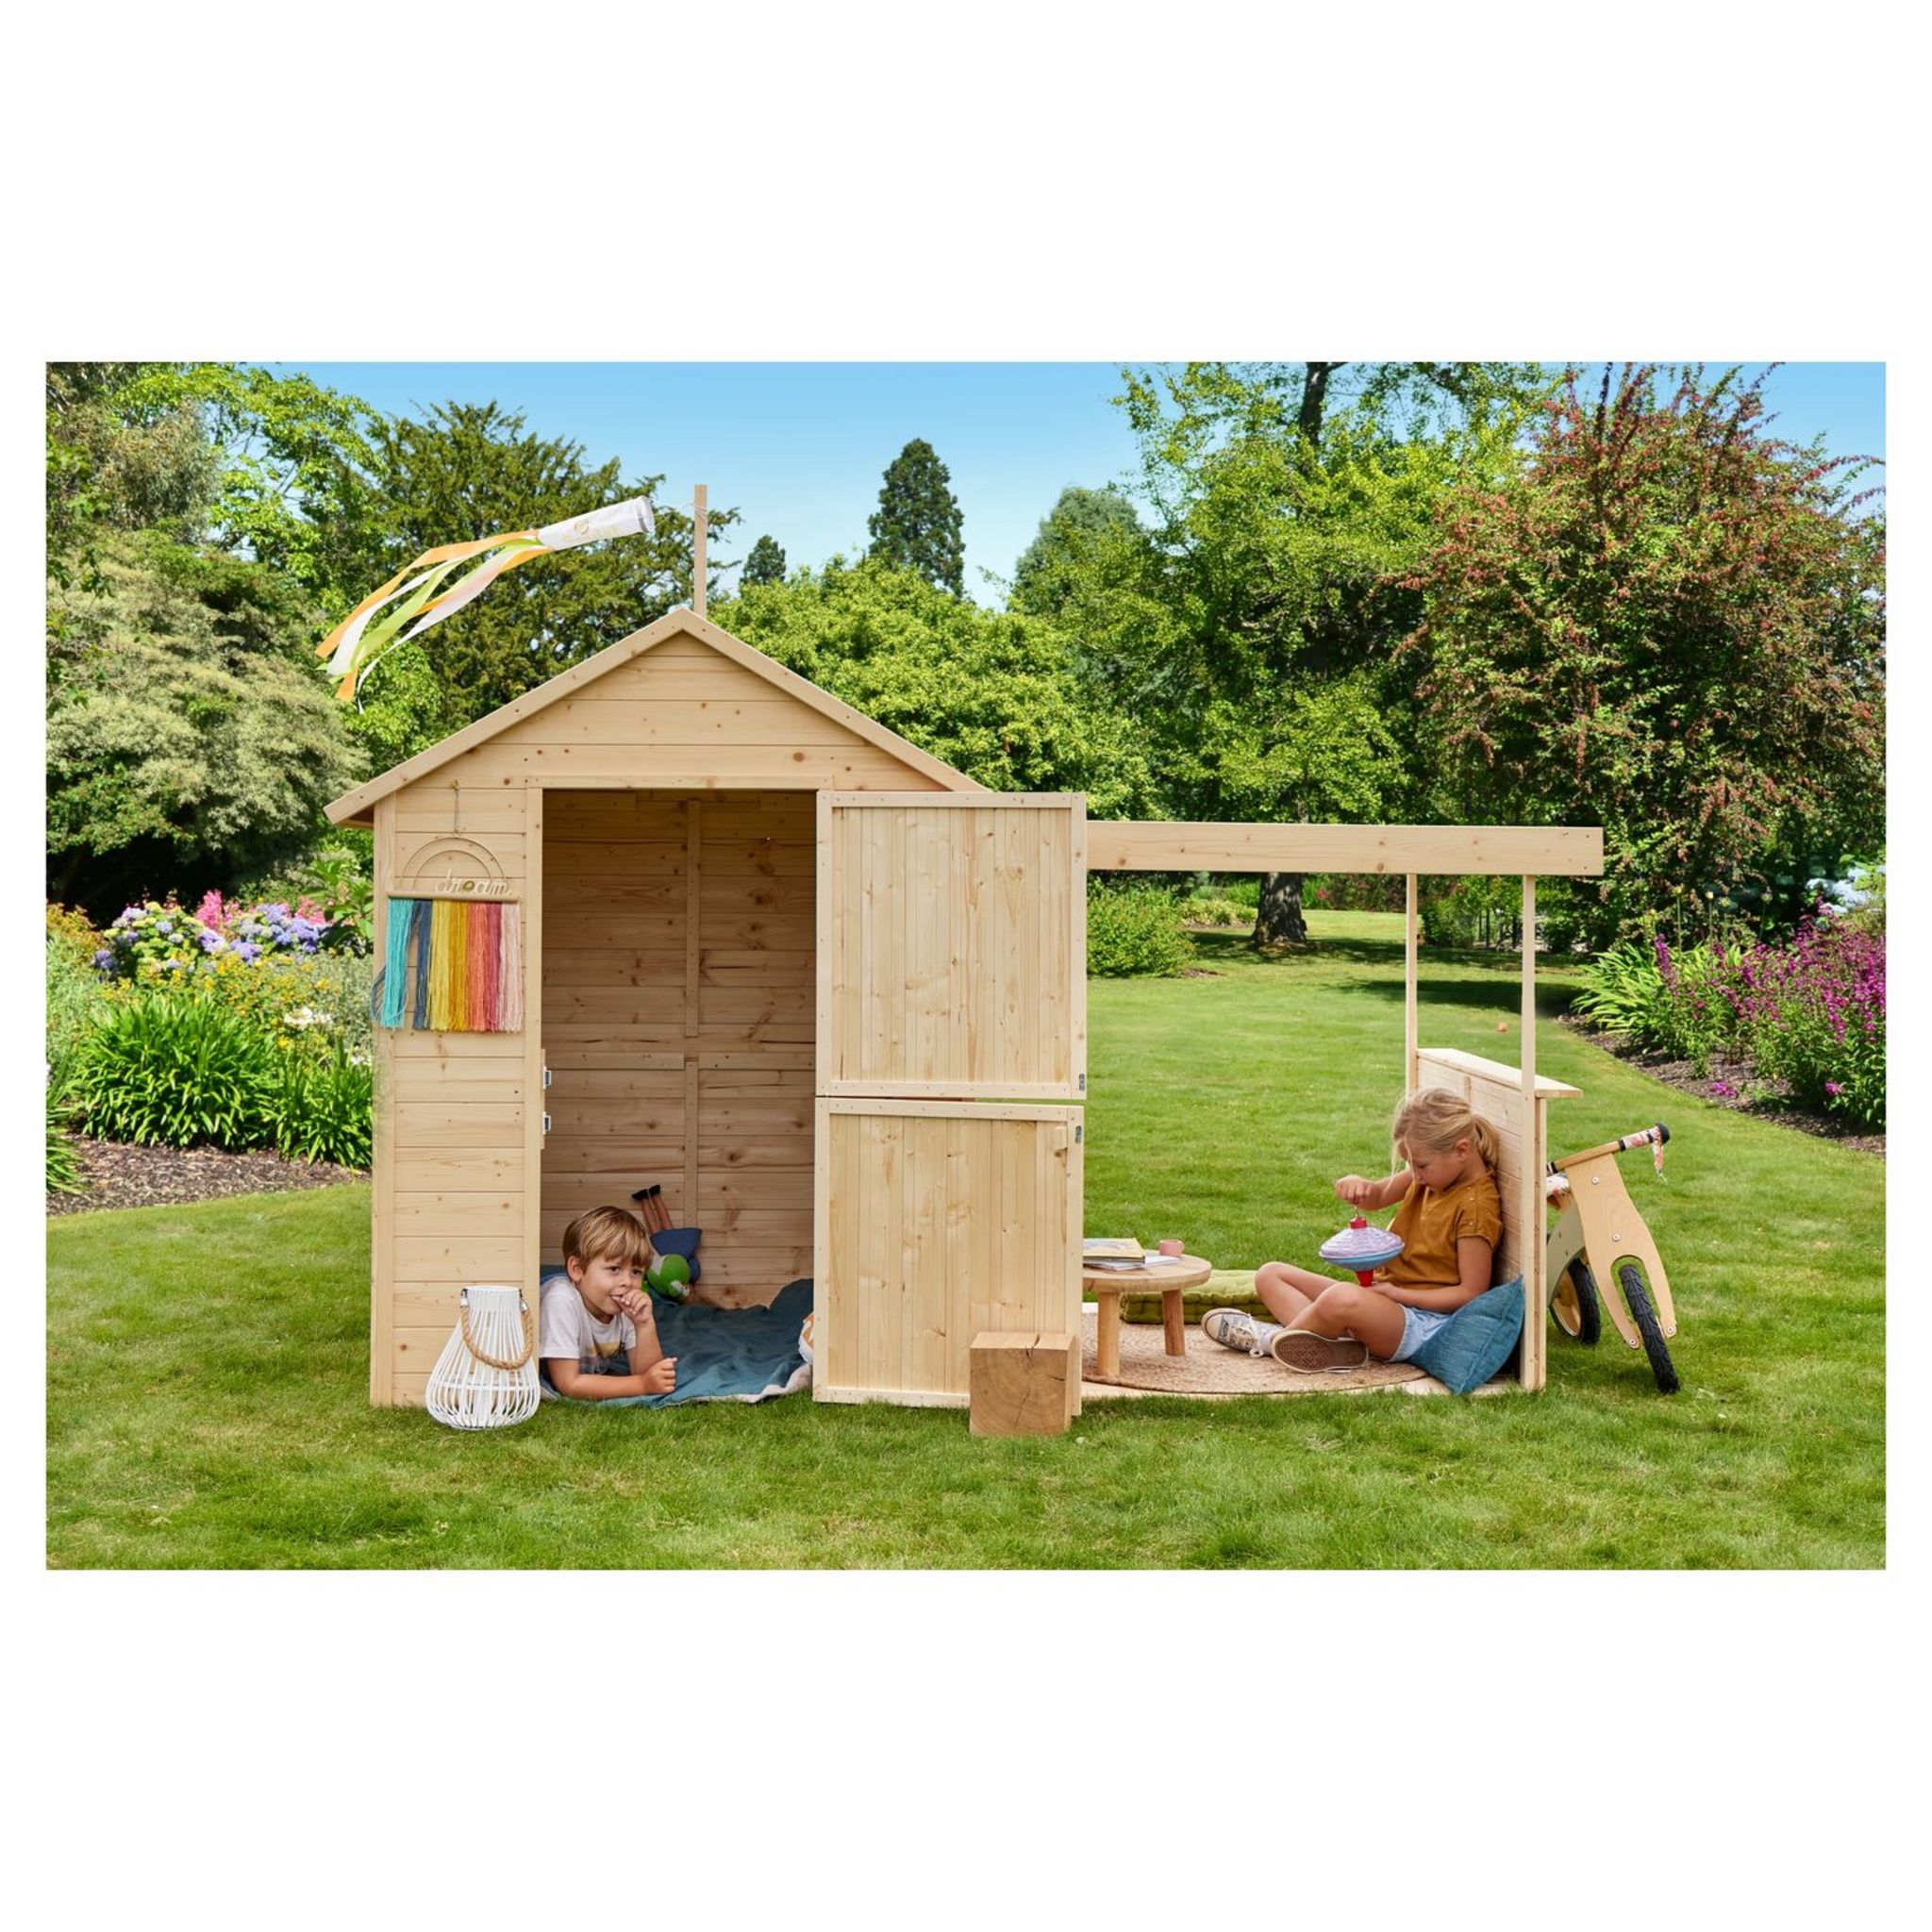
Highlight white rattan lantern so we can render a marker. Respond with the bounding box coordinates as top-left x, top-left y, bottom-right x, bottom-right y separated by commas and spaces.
425, 1284, 541, 1429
